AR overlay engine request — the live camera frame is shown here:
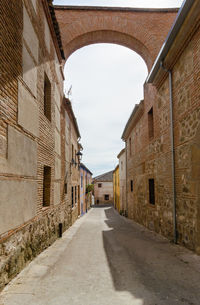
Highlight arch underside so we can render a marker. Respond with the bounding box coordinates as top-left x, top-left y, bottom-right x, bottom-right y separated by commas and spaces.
64, 30, 152, 71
